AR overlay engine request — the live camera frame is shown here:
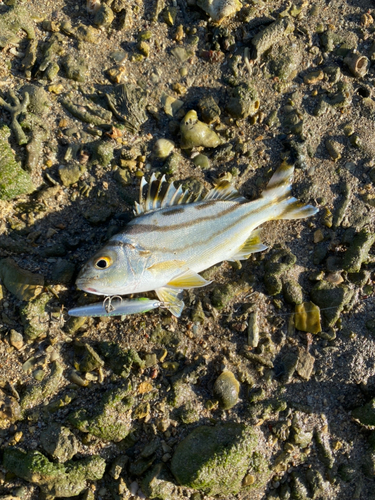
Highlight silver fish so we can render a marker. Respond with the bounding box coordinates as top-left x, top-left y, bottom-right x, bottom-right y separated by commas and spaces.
68, 297, 162, 317
76, 161, 318, 317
